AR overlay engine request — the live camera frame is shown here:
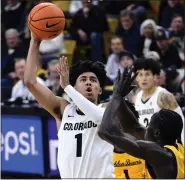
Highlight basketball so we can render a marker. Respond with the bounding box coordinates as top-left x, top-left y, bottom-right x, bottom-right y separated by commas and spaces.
28, 2, 65, 40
